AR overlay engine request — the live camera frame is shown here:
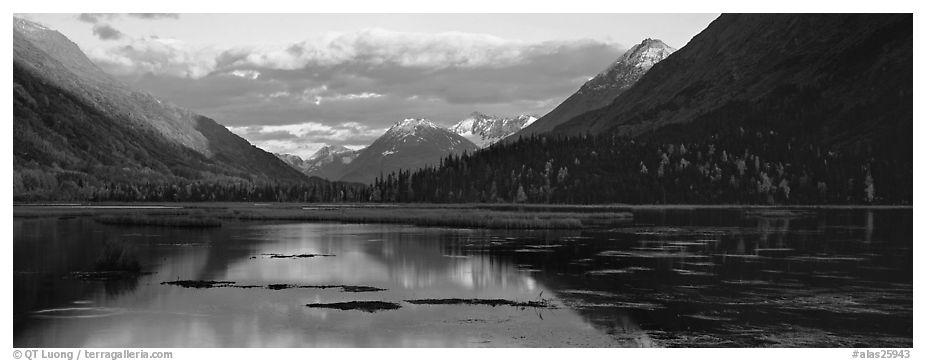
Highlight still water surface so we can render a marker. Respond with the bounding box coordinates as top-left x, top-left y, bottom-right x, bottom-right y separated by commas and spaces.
13, 208, 912, 347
